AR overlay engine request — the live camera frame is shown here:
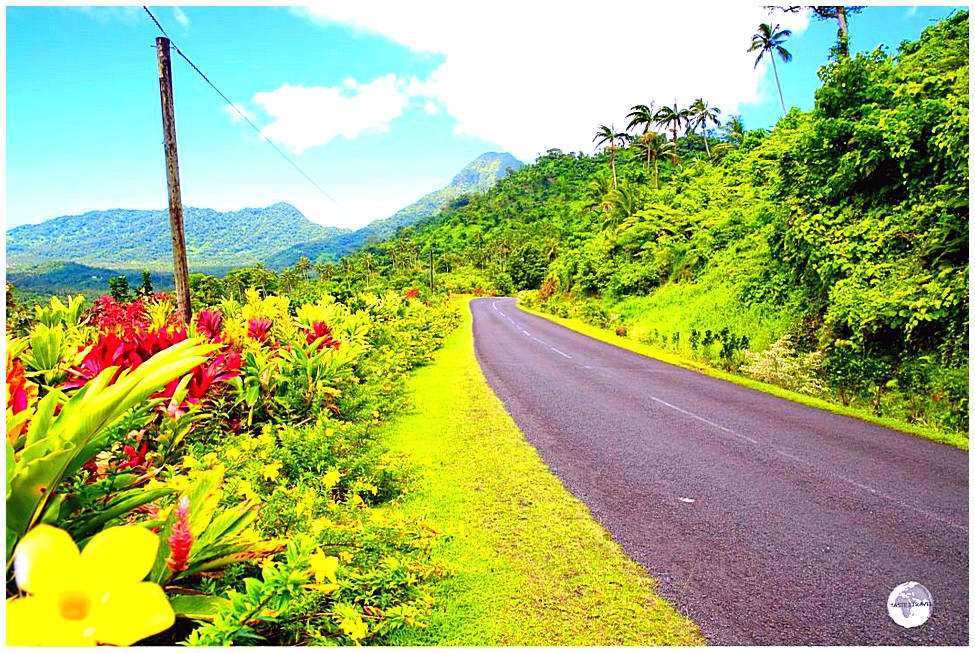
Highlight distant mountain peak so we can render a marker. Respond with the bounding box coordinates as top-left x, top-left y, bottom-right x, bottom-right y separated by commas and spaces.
264, 152, 524, 267
449, 152, 524, 191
